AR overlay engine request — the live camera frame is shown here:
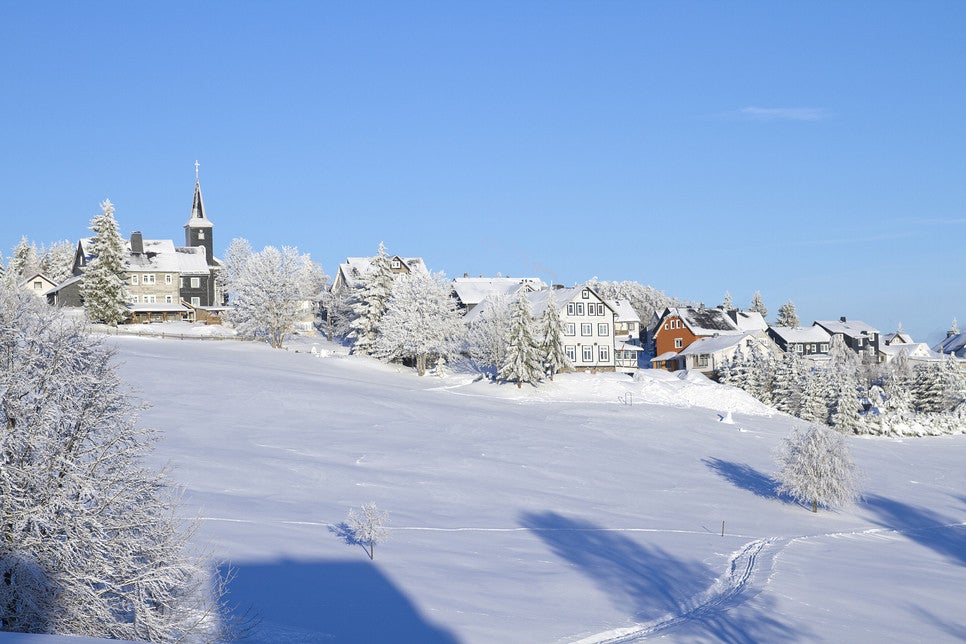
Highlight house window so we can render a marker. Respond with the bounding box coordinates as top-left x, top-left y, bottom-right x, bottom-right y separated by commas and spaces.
131, 295, 139, 303
191, 297, 201, 306
391, 259, 401, 269
581, 323, 592, 336
198, 230, 205, 240
565, 345, 576, 362
567, 303, 576, 316
33, 281, 42, 291
190, 277, 200, 288
131, 274, 139, 285
165, 295, 173, 304
576, 303, 585, 315
597, 303, 604, 315
564, 323, 575, 336
695, 354, 709, 367
582, 346, 593, 362
144, 274, 156, 284
674, 338, 683, 349
165, 274, 173, 284
582, 290, 589, 299
144, 295, 156, 303
598, 323, 609, 336
599, 346, 610, 362
820, 343, 829, 352
795, 344, 804, 353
